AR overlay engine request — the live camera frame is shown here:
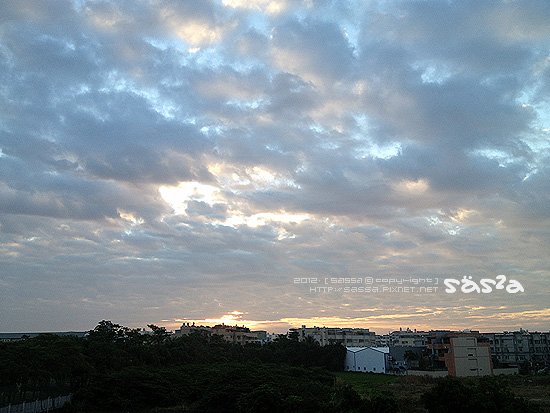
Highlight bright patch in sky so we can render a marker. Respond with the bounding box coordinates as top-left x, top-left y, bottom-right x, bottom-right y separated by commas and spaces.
159, 182, 224, 214
224, 211, 310, 228
222, 0, 289, 15
470, 148, 517, 167
117, 209, 144, 225
208, 164, 299, 191
159, 179, 308, 229
413, 61, 454, 84
355, 142, 402, 160
394, 179, 429, 194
